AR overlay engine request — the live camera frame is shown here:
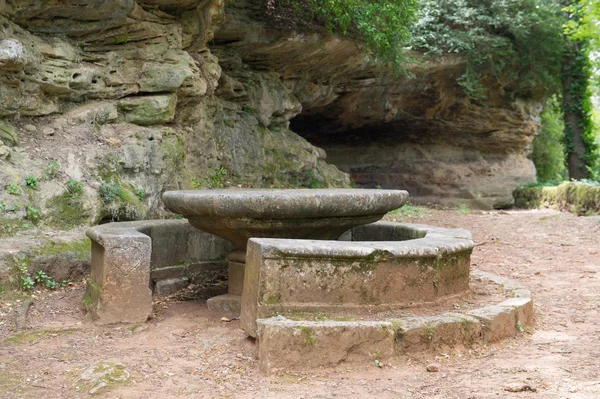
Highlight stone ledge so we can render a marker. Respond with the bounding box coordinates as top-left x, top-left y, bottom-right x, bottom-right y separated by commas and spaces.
255, 270, 533, 374
257, 317, 395, 375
